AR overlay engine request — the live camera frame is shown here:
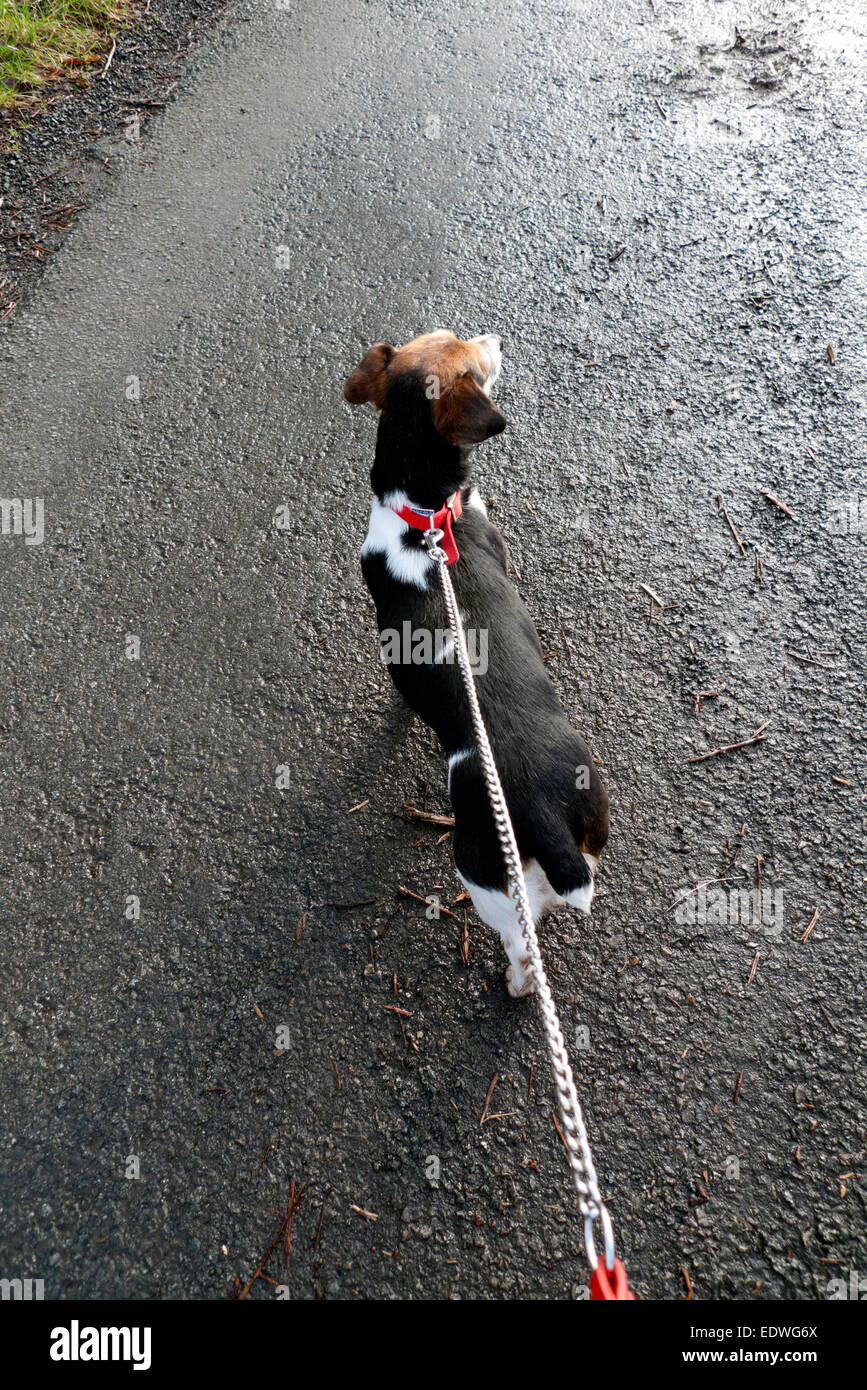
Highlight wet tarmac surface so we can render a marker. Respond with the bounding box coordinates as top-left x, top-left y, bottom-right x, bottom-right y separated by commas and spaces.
0, 0, 865, 1299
